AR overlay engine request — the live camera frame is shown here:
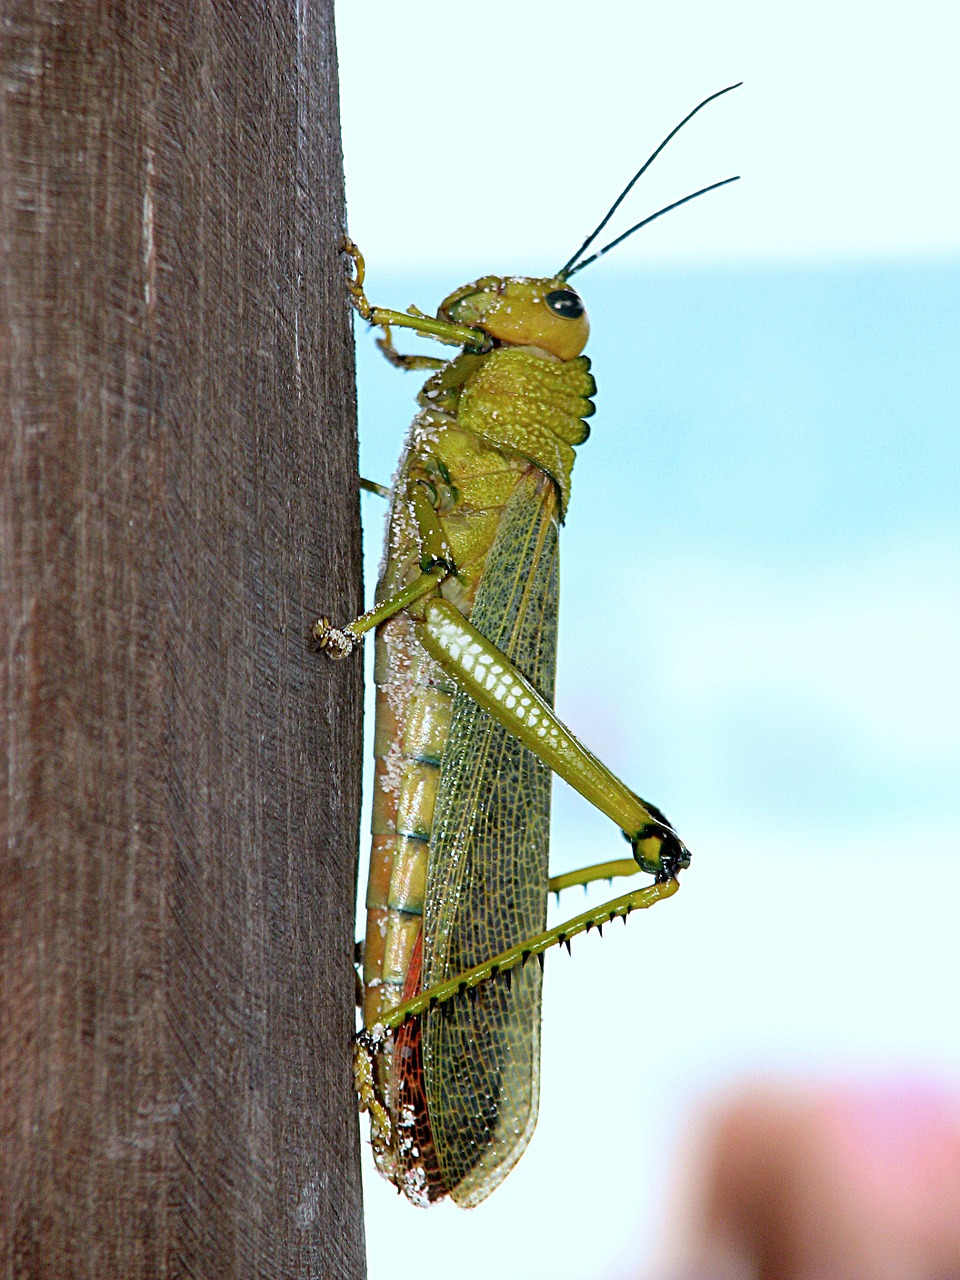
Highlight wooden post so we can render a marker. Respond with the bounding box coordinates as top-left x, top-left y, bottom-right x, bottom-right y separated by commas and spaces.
0, 4, 366, 1277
